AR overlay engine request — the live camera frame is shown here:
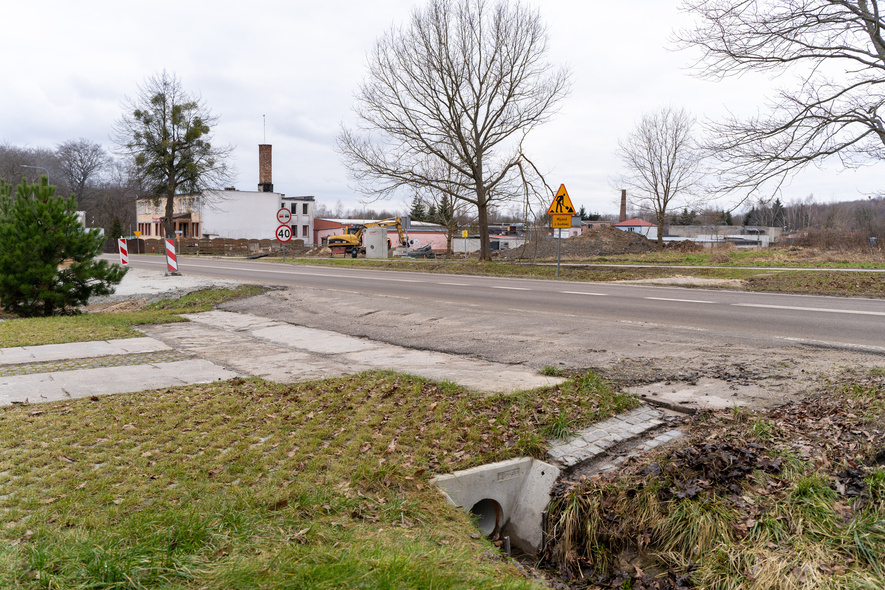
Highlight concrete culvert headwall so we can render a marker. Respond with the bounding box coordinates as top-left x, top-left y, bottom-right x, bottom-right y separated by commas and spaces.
431, 457, 560, 554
